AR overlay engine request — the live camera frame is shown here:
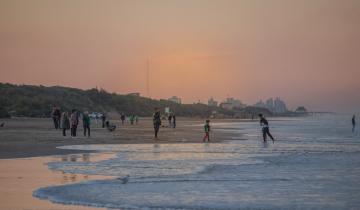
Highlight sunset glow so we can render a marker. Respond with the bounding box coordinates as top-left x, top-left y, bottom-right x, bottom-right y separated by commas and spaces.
1, 0, 359, 112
